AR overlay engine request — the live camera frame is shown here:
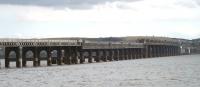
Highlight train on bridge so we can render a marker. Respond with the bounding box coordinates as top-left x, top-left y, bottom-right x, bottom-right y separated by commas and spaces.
0, 37, 182, 68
